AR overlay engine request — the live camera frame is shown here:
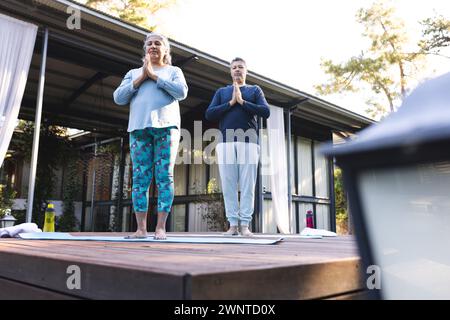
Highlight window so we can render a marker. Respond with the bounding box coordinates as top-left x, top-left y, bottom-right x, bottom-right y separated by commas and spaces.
297, 137, 313, 196
314, 142, 329, 198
